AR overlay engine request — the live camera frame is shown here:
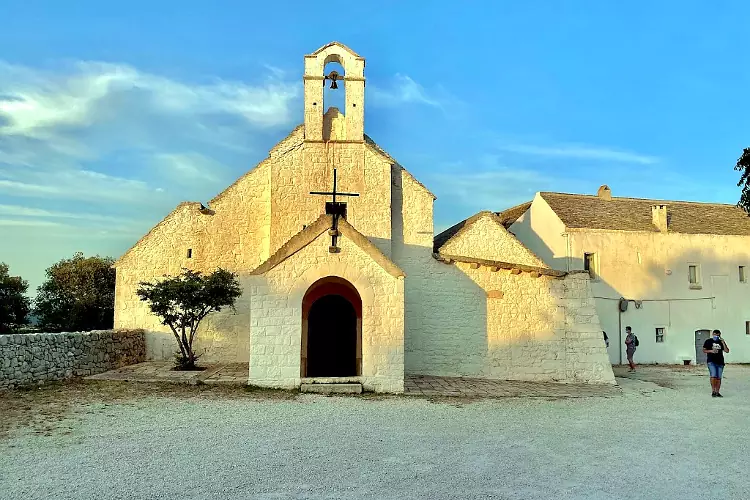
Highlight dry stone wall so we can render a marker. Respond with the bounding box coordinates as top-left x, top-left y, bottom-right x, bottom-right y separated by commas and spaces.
0, 329, 145, 389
